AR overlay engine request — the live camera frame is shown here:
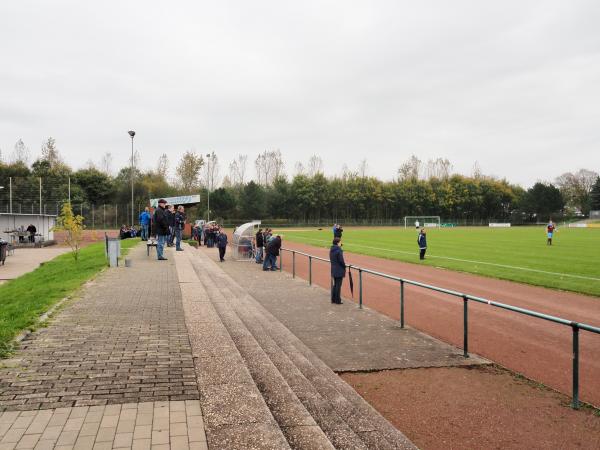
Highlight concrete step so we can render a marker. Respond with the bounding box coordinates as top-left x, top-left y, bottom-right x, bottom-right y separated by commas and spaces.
183, 248, 416, 449
174, 253, 291, 450
187, 255, 337, 449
